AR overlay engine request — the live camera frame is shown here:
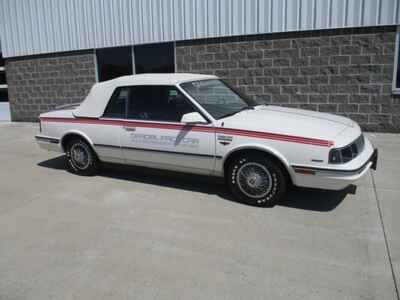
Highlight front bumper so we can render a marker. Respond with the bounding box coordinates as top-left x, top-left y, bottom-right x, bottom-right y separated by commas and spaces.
292, 145, 378, 191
